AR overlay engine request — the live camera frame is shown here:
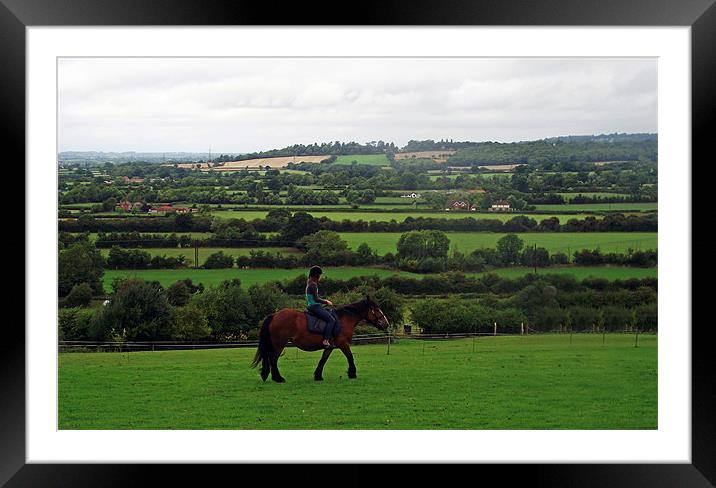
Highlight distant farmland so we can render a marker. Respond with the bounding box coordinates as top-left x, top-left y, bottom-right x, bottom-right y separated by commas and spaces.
333, 154, 389, 166
395, 150, 456, 162
173, 155, 328, 171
